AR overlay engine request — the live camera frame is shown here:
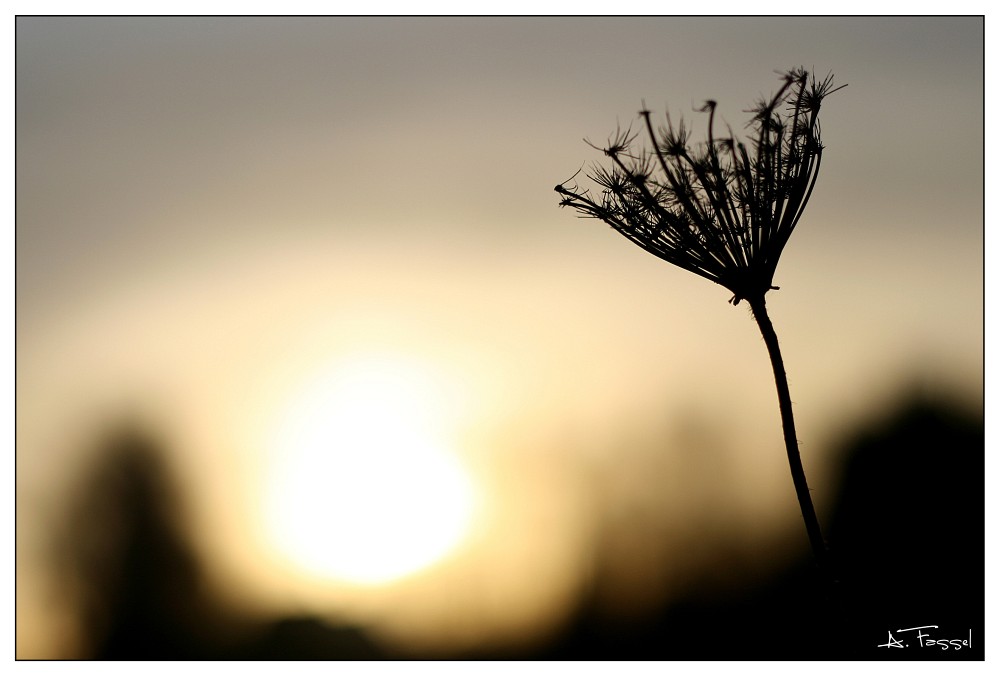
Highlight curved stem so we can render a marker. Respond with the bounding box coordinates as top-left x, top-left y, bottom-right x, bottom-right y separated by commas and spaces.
747, 294, 828, 572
